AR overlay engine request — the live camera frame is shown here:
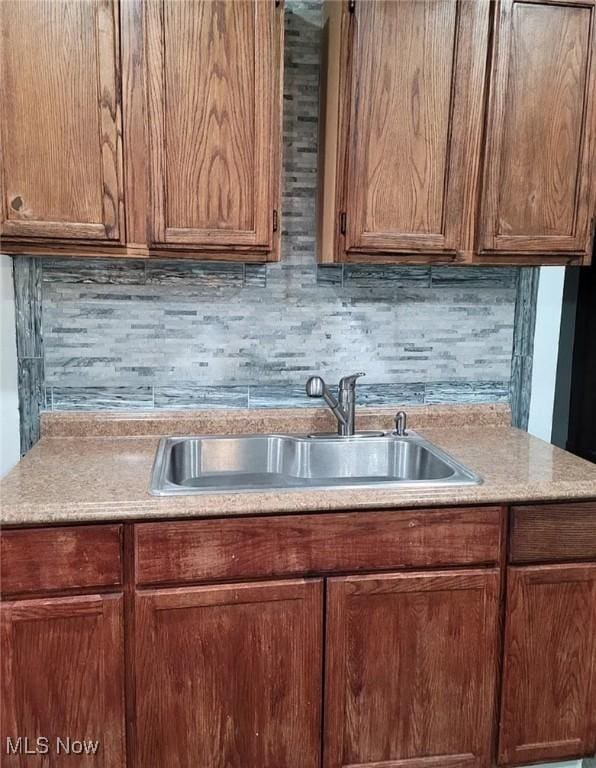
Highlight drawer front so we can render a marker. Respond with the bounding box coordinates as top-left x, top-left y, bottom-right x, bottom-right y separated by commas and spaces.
1, 525, 123, 596
135, 507, 503, 586
510, 501, 596, 564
